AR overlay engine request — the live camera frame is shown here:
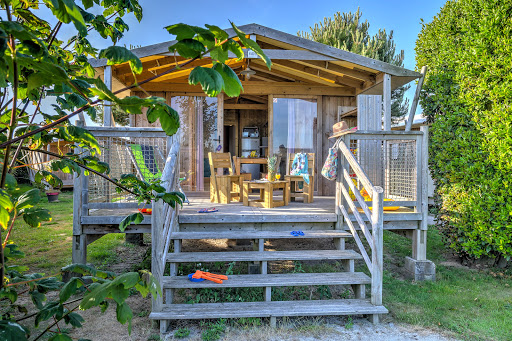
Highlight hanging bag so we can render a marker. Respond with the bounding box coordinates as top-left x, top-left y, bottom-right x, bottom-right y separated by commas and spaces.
321, 138, 341, 181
